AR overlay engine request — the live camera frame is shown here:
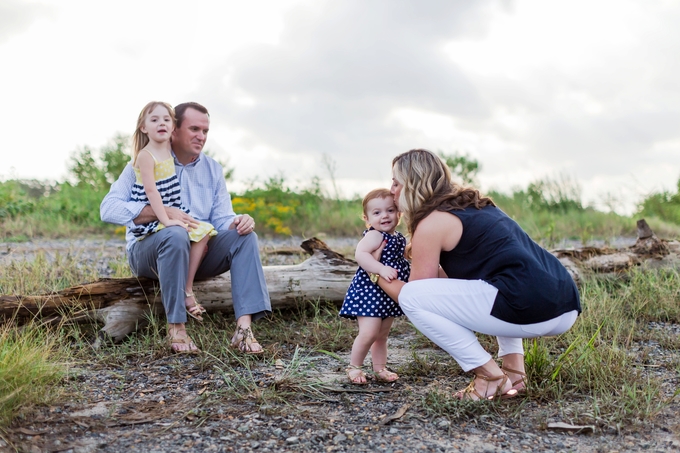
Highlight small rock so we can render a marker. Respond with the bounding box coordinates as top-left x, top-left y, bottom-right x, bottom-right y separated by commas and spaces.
333, 434, 347, 443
